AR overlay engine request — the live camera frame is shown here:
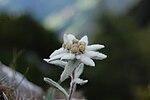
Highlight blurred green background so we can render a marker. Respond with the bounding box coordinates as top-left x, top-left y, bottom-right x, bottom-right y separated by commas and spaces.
0, 0, 150, 100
